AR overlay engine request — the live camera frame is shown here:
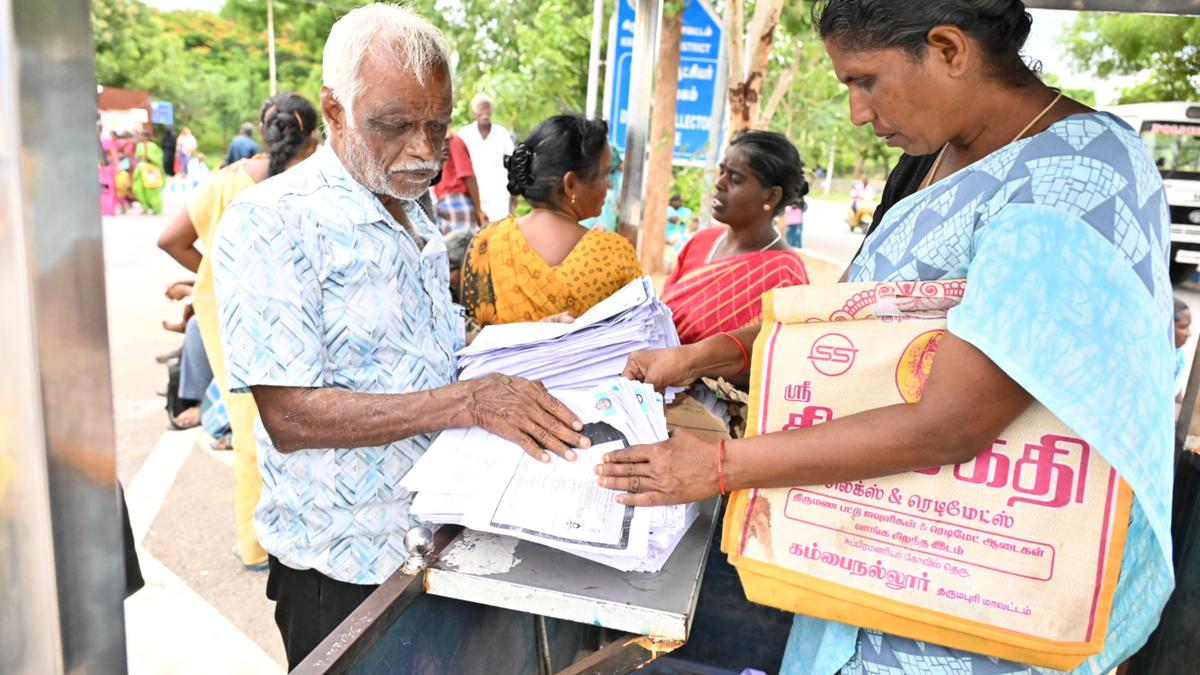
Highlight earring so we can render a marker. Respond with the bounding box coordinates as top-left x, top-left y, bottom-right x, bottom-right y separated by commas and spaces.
762, 203, 772, 211
571, 195, 577, 206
